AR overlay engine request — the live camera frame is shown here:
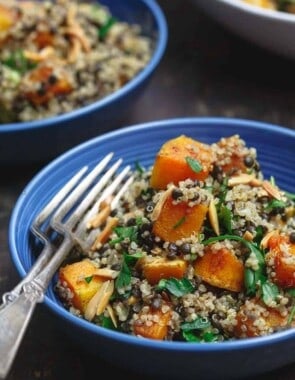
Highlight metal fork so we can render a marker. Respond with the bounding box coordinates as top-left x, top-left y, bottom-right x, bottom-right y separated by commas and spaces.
0, 153, 133, 379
